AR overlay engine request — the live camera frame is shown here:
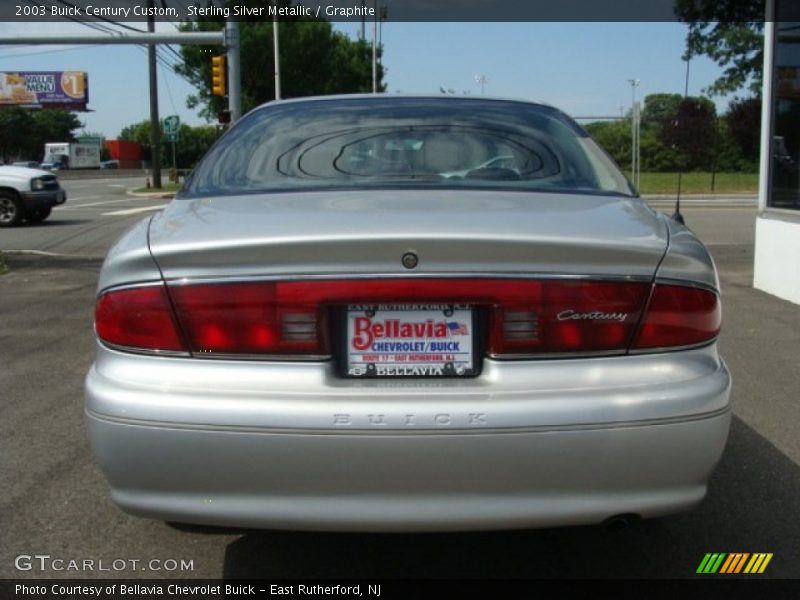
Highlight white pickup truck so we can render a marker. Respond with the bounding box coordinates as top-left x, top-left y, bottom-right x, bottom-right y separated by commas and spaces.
0, 165, 67, 227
